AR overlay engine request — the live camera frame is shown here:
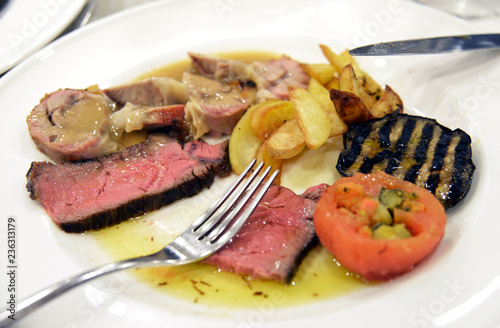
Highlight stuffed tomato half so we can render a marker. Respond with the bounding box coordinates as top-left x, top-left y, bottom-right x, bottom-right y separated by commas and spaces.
313, 171, 446, 281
